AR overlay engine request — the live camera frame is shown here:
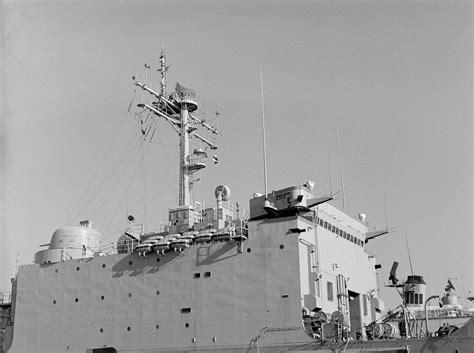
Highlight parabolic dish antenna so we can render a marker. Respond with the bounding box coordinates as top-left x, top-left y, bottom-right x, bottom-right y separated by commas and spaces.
215, 185, 231, 201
